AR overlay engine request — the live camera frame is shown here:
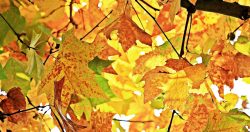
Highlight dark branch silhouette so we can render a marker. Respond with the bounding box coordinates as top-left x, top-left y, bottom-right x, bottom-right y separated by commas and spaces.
181, 0, 250, 20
